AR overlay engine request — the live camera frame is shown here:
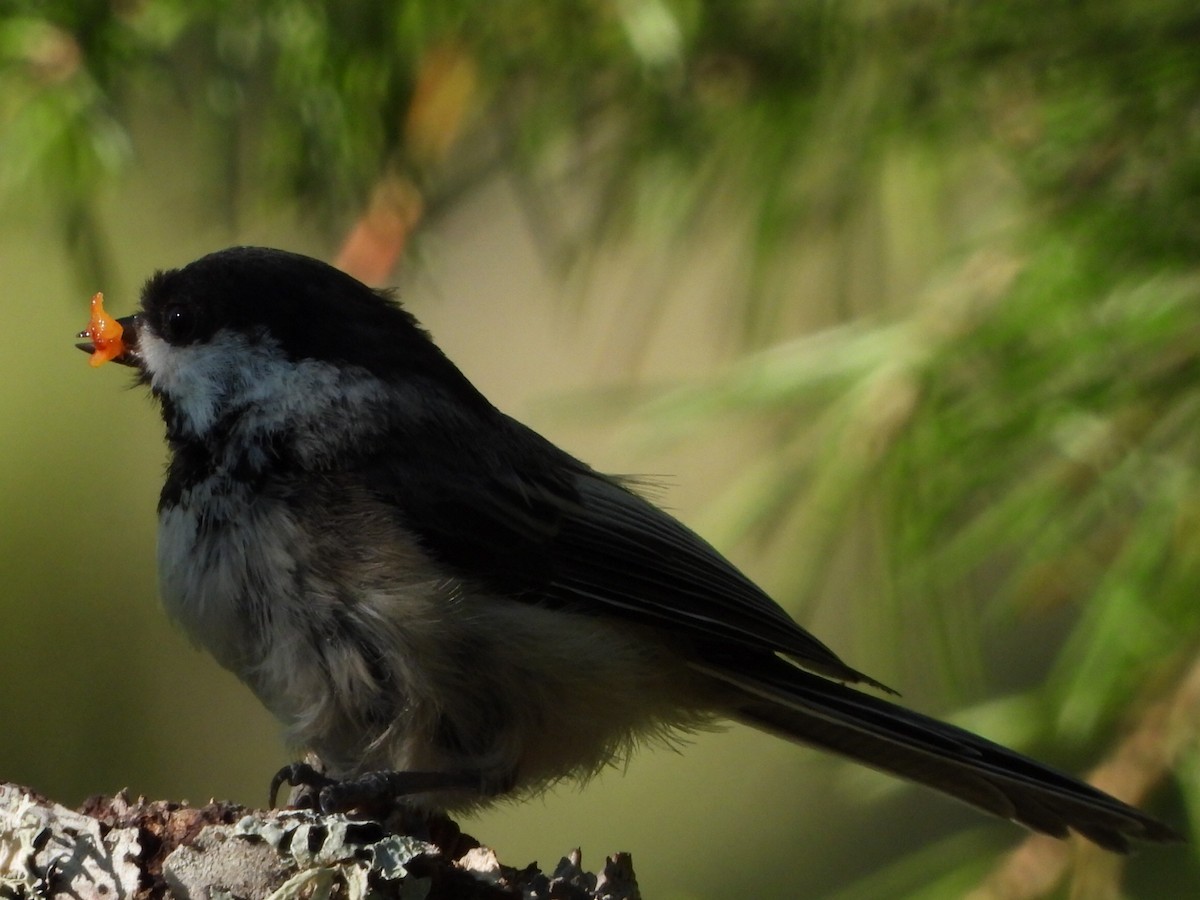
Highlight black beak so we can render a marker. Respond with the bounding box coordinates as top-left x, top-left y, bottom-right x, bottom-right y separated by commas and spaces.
75, 314, 142, 367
